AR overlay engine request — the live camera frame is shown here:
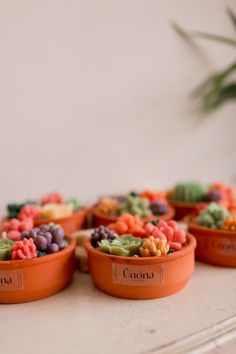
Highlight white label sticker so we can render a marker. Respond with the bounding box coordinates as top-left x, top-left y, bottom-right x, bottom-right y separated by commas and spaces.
112, 263, 165, 286
0, 270, 24, 291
